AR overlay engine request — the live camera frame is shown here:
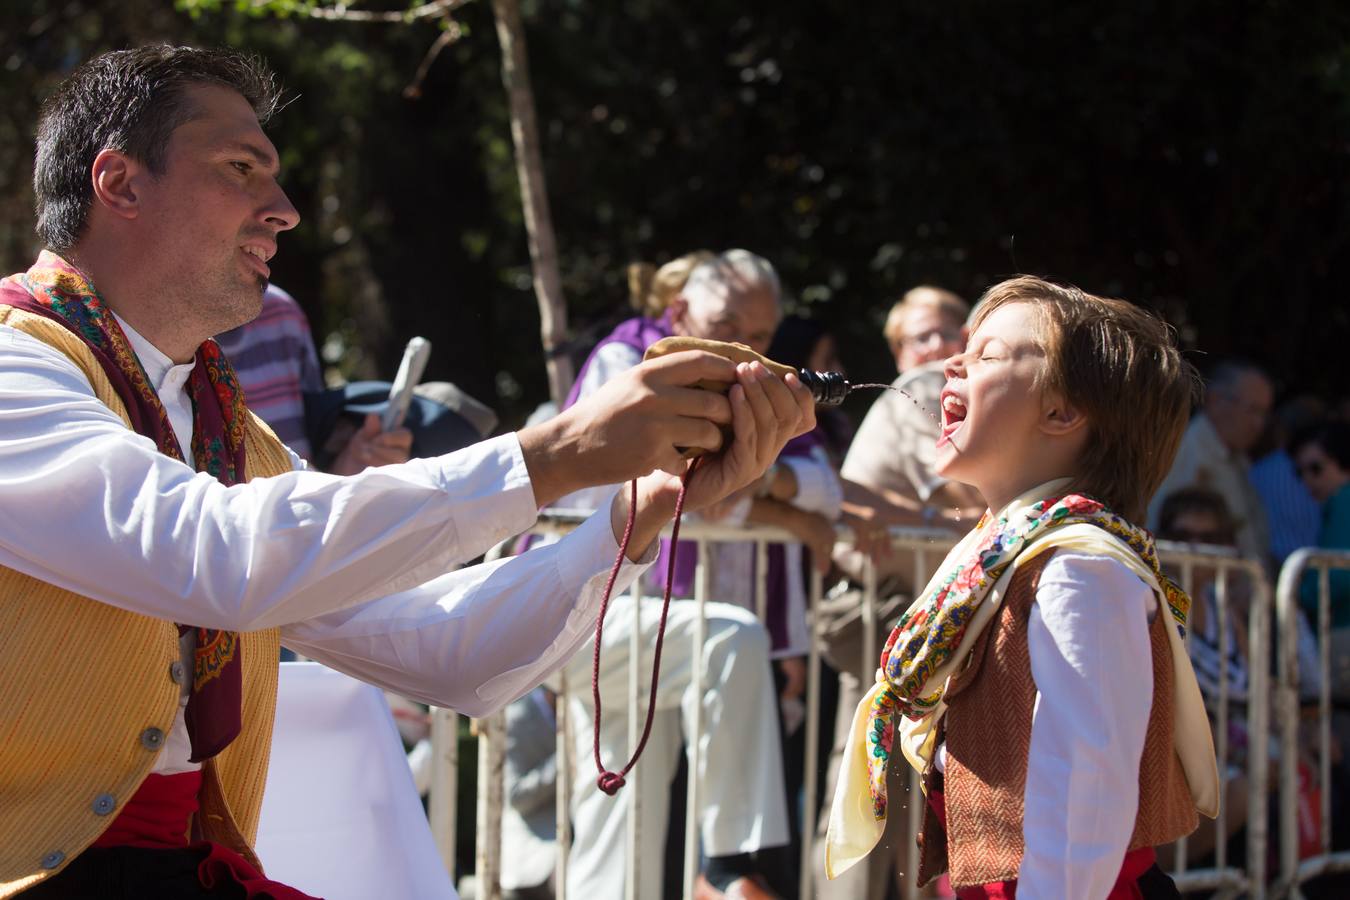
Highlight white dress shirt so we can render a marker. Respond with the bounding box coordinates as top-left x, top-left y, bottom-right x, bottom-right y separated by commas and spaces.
0, 320, 652, 772
934, 551, 1156, 899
